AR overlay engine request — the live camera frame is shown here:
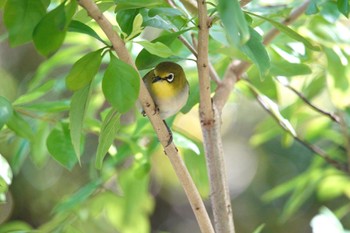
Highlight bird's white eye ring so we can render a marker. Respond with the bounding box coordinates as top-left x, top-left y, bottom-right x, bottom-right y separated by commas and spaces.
166, 73, 175, 83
